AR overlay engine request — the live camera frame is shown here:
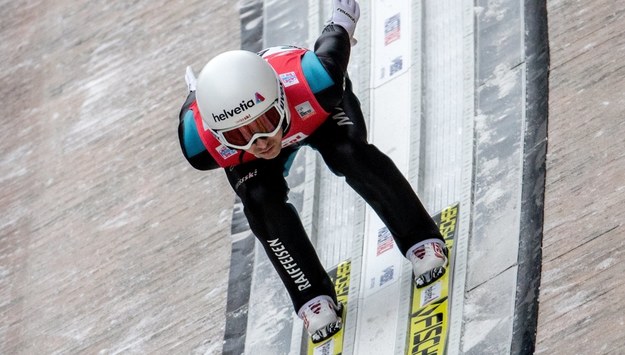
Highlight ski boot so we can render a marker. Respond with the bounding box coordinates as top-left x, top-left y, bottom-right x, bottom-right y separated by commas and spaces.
407, 238, 449, 288
298, 295, 344, 343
